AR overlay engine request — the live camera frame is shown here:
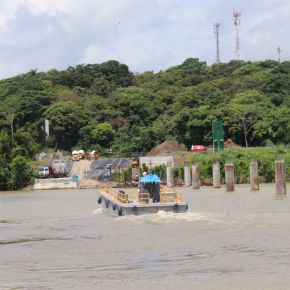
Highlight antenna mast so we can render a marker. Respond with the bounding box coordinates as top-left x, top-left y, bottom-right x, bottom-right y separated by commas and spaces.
233, 11, 241, 60
214, 23, 220, 63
